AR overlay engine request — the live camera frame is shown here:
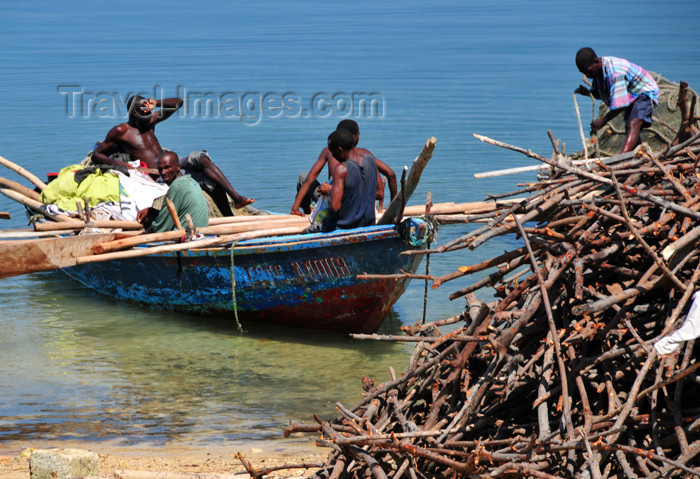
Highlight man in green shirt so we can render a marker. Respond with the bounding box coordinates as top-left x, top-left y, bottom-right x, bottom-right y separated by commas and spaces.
137, 151, 210, 233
